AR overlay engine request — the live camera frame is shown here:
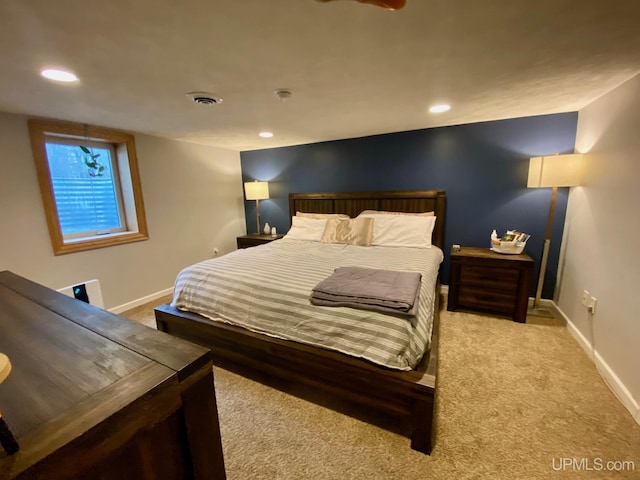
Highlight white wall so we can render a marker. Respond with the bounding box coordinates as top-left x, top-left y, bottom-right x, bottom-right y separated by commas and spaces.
0, 111, 246, 310
557, 73, 640, 422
